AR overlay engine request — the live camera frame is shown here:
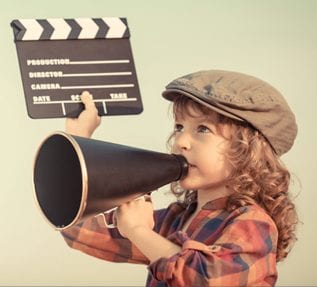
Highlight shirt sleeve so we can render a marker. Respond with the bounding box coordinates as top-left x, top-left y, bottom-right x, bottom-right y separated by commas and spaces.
60, 211, 149, 265
148, 206, 278, 287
